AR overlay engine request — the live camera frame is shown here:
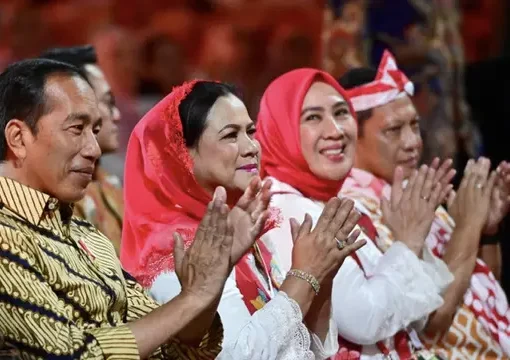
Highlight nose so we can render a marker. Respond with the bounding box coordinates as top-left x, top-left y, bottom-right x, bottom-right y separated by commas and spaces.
323, 116, 344, 140
240, 134, 259, 158
81, 131, 102, 162
112, 106, 121, 124
401, 125, 421, 151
